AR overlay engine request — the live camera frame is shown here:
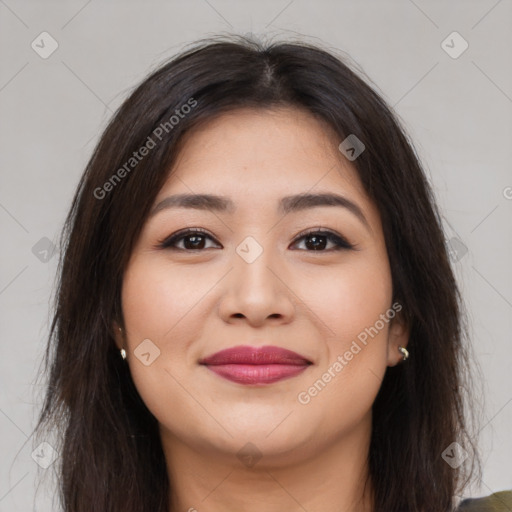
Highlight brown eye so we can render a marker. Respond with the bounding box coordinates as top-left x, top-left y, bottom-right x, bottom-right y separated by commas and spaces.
157, 228, 354, 252
291, 229, 354, 252
158, 229, 220, 251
